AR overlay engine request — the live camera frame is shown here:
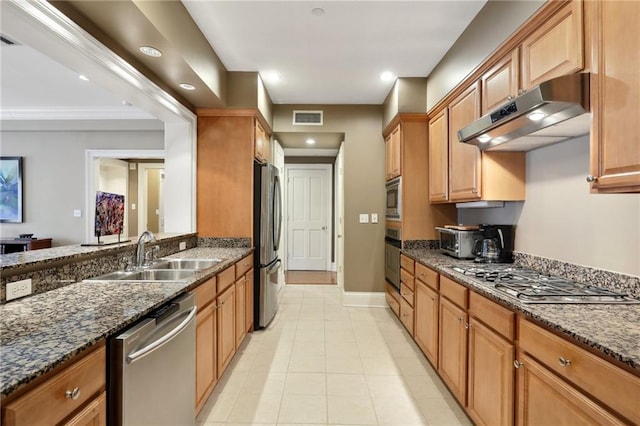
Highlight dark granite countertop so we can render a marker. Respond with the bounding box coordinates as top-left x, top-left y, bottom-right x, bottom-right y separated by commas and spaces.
402, 248, 640, 374
0, 246, 252, 399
